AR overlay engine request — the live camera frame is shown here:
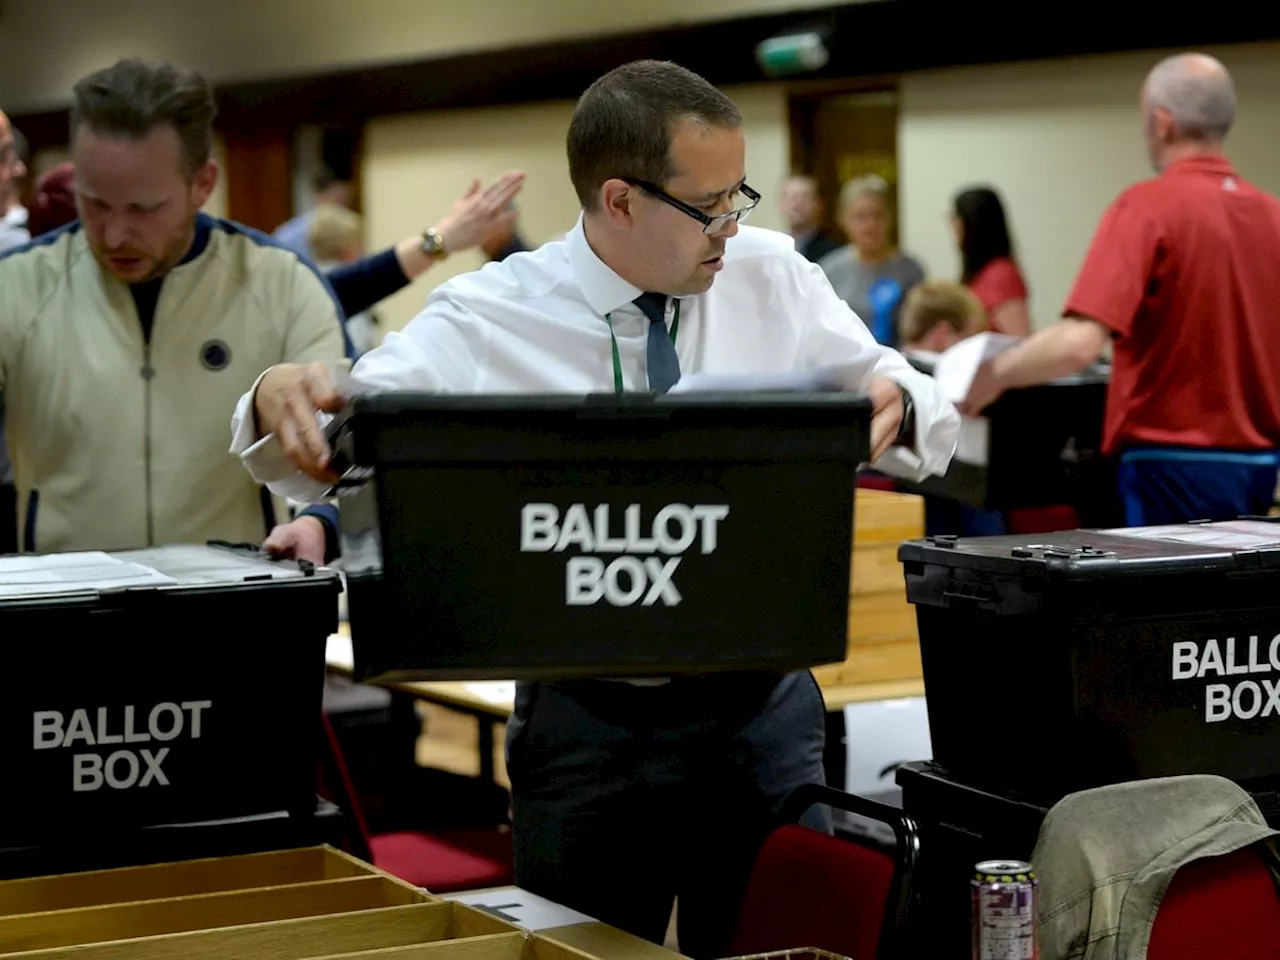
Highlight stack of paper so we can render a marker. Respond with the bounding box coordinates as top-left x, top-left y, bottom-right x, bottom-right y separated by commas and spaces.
930, 332, 1020, 404
0, 551, 176, 599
